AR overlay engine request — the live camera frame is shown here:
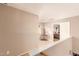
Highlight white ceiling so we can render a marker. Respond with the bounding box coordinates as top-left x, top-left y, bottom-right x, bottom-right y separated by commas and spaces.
8, 3, 79, 22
